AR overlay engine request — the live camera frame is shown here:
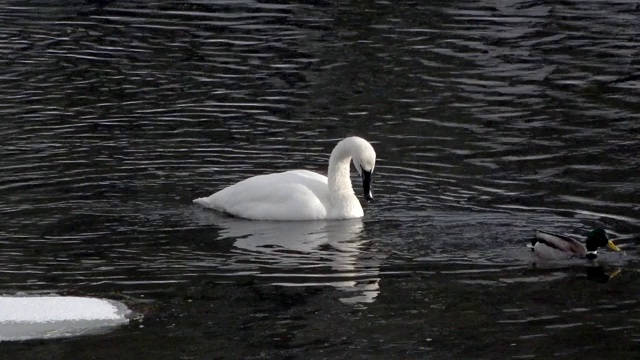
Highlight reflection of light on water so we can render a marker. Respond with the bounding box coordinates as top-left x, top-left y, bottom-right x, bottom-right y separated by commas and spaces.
195, 212, 380, 304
